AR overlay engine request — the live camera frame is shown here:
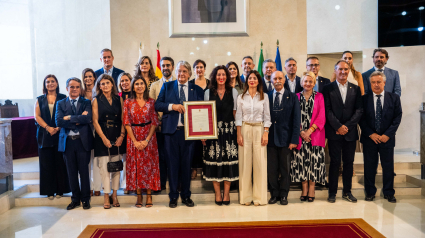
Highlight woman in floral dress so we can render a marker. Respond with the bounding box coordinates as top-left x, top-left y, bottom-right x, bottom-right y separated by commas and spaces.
123, 75, 160, 208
